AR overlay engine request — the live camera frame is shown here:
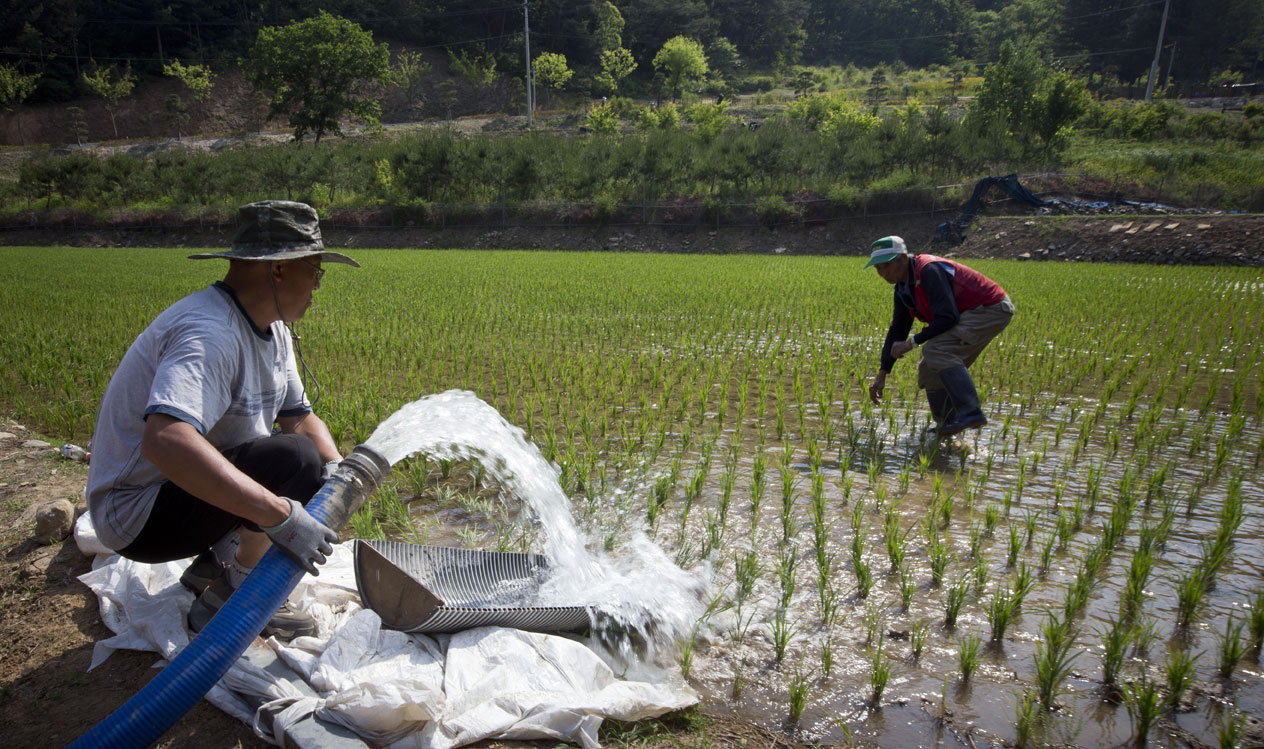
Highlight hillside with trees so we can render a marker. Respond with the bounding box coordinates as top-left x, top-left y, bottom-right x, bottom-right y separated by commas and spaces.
3, 0, 1260, 108
0, 0, 1261, 243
